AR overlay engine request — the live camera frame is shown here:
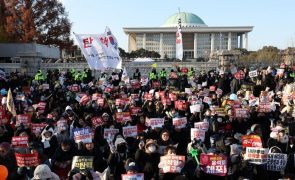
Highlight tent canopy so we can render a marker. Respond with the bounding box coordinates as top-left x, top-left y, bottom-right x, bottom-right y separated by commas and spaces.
133, 58, 155, 62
